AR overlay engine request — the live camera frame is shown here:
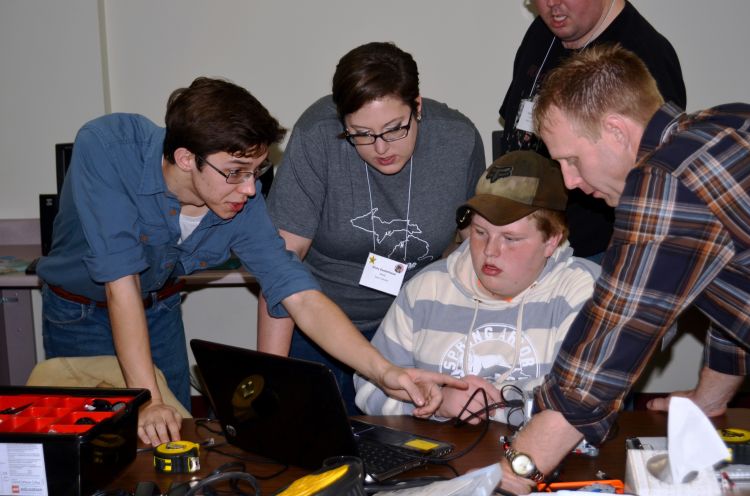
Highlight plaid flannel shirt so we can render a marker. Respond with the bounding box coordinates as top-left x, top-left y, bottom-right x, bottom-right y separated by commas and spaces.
537, 102, 750, 444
